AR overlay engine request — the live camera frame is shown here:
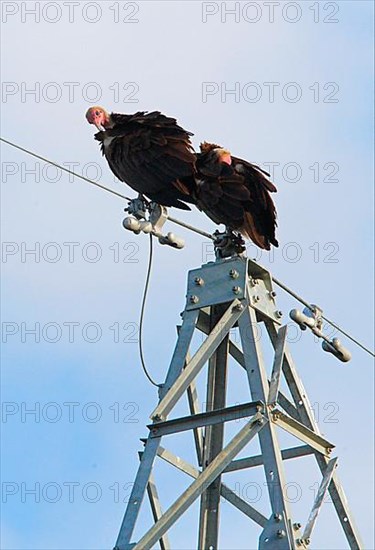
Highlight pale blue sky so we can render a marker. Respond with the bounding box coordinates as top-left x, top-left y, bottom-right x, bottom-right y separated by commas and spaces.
1, 1, 374, 549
